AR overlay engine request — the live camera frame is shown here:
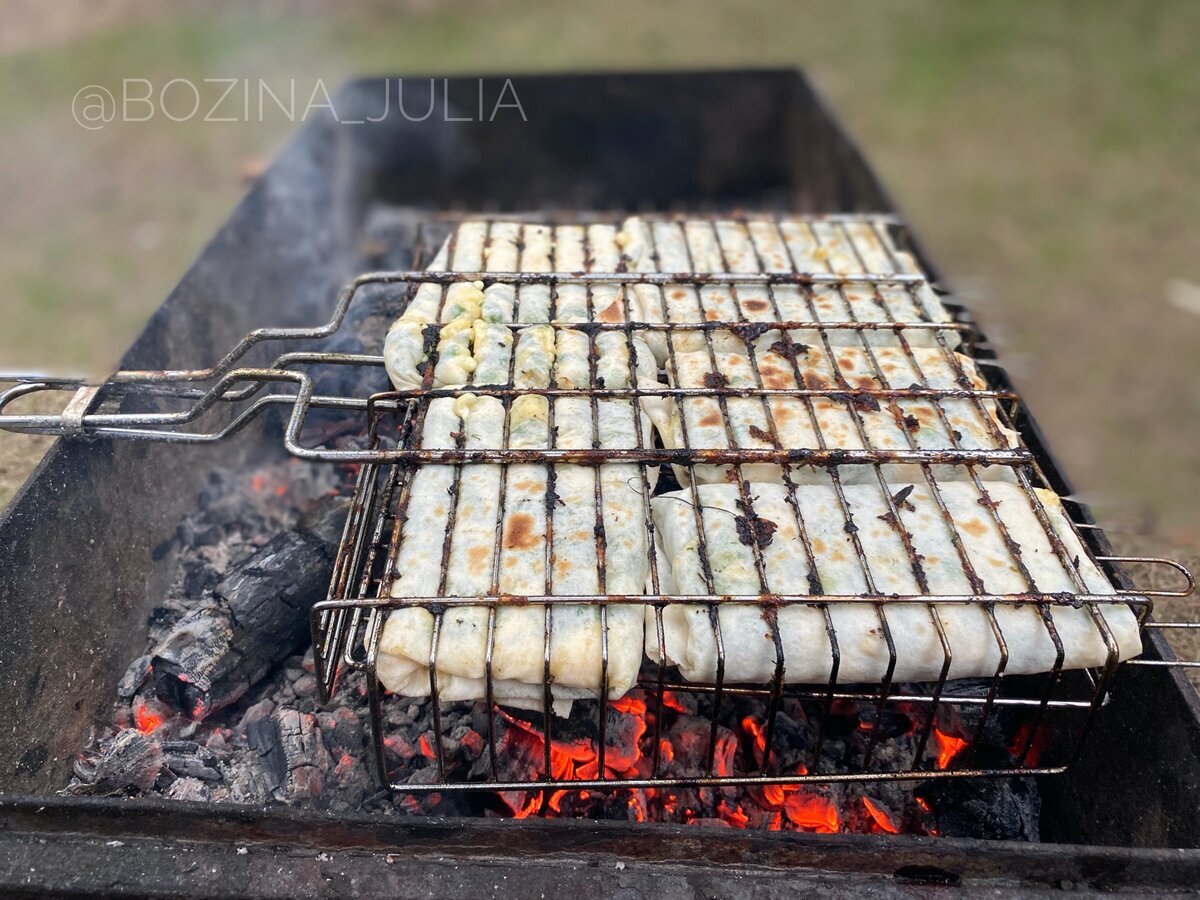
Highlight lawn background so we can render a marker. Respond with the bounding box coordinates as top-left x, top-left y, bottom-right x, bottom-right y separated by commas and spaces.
2, 0, 1198, 562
